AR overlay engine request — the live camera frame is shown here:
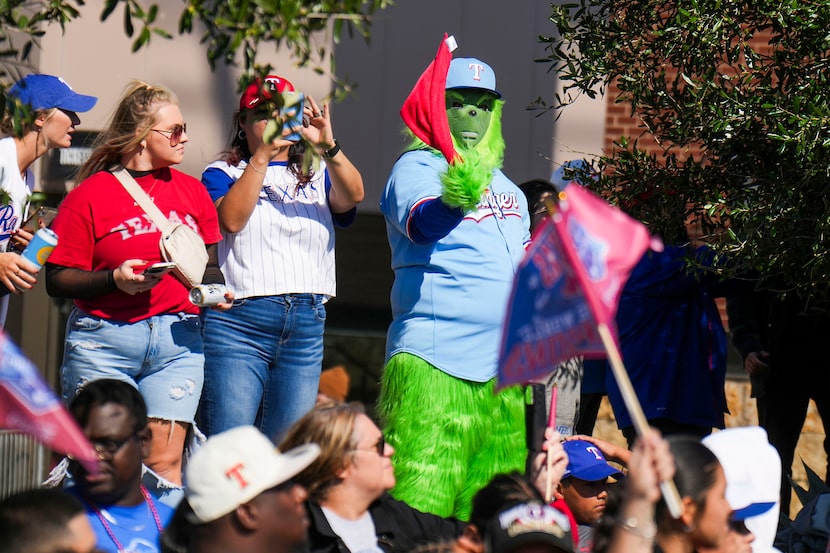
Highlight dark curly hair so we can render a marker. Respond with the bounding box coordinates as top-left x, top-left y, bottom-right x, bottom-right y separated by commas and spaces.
69, 378, 148, 432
